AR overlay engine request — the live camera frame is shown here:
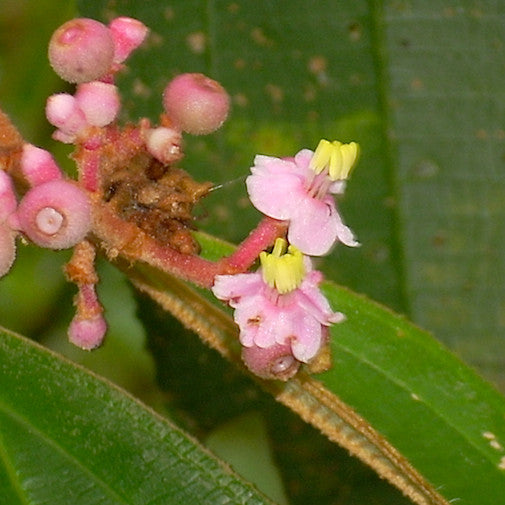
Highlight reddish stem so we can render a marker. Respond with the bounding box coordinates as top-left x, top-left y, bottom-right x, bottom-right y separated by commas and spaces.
219, 216, 287, 273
